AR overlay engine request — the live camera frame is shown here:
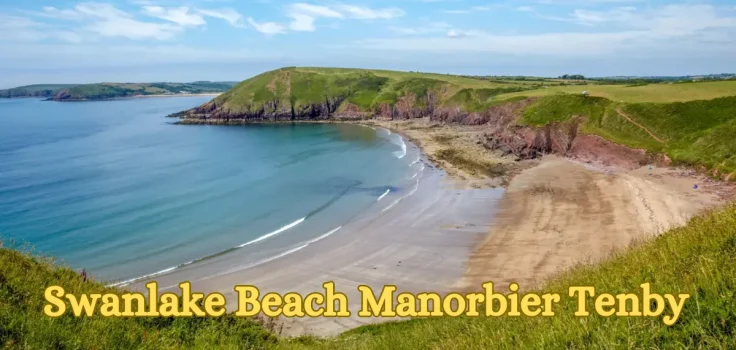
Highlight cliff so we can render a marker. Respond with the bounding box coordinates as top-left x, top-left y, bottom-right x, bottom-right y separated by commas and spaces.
169, 67, 536, 122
